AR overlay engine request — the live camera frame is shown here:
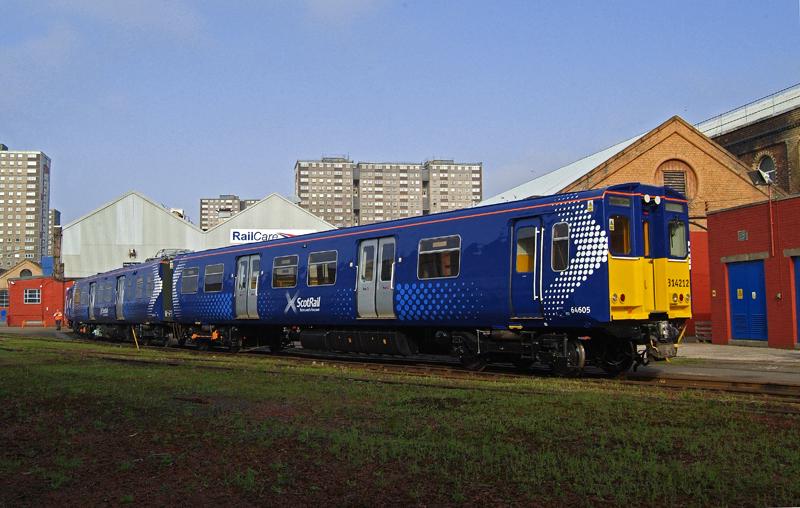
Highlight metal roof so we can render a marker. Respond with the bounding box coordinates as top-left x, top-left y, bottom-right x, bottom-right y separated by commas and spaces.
482, 83, 800, 206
